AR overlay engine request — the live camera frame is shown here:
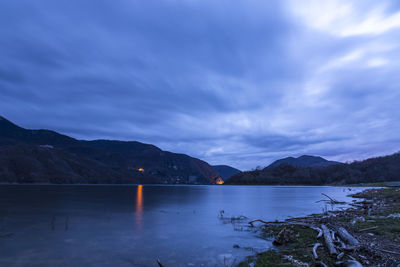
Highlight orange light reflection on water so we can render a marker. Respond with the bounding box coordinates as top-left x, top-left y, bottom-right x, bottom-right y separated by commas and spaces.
136, 185, 143, 227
